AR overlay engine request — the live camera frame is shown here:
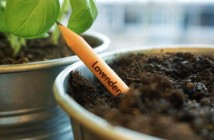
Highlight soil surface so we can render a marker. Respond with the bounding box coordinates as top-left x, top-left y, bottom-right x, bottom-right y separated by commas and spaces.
68, 52, 214, 140
0, 33, 98, 65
